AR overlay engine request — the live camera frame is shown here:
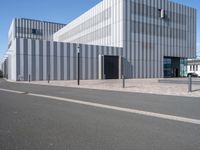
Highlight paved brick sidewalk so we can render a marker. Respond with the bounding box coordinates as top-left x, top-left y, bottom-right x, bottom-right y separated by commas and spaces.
17, 78, 200, 97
